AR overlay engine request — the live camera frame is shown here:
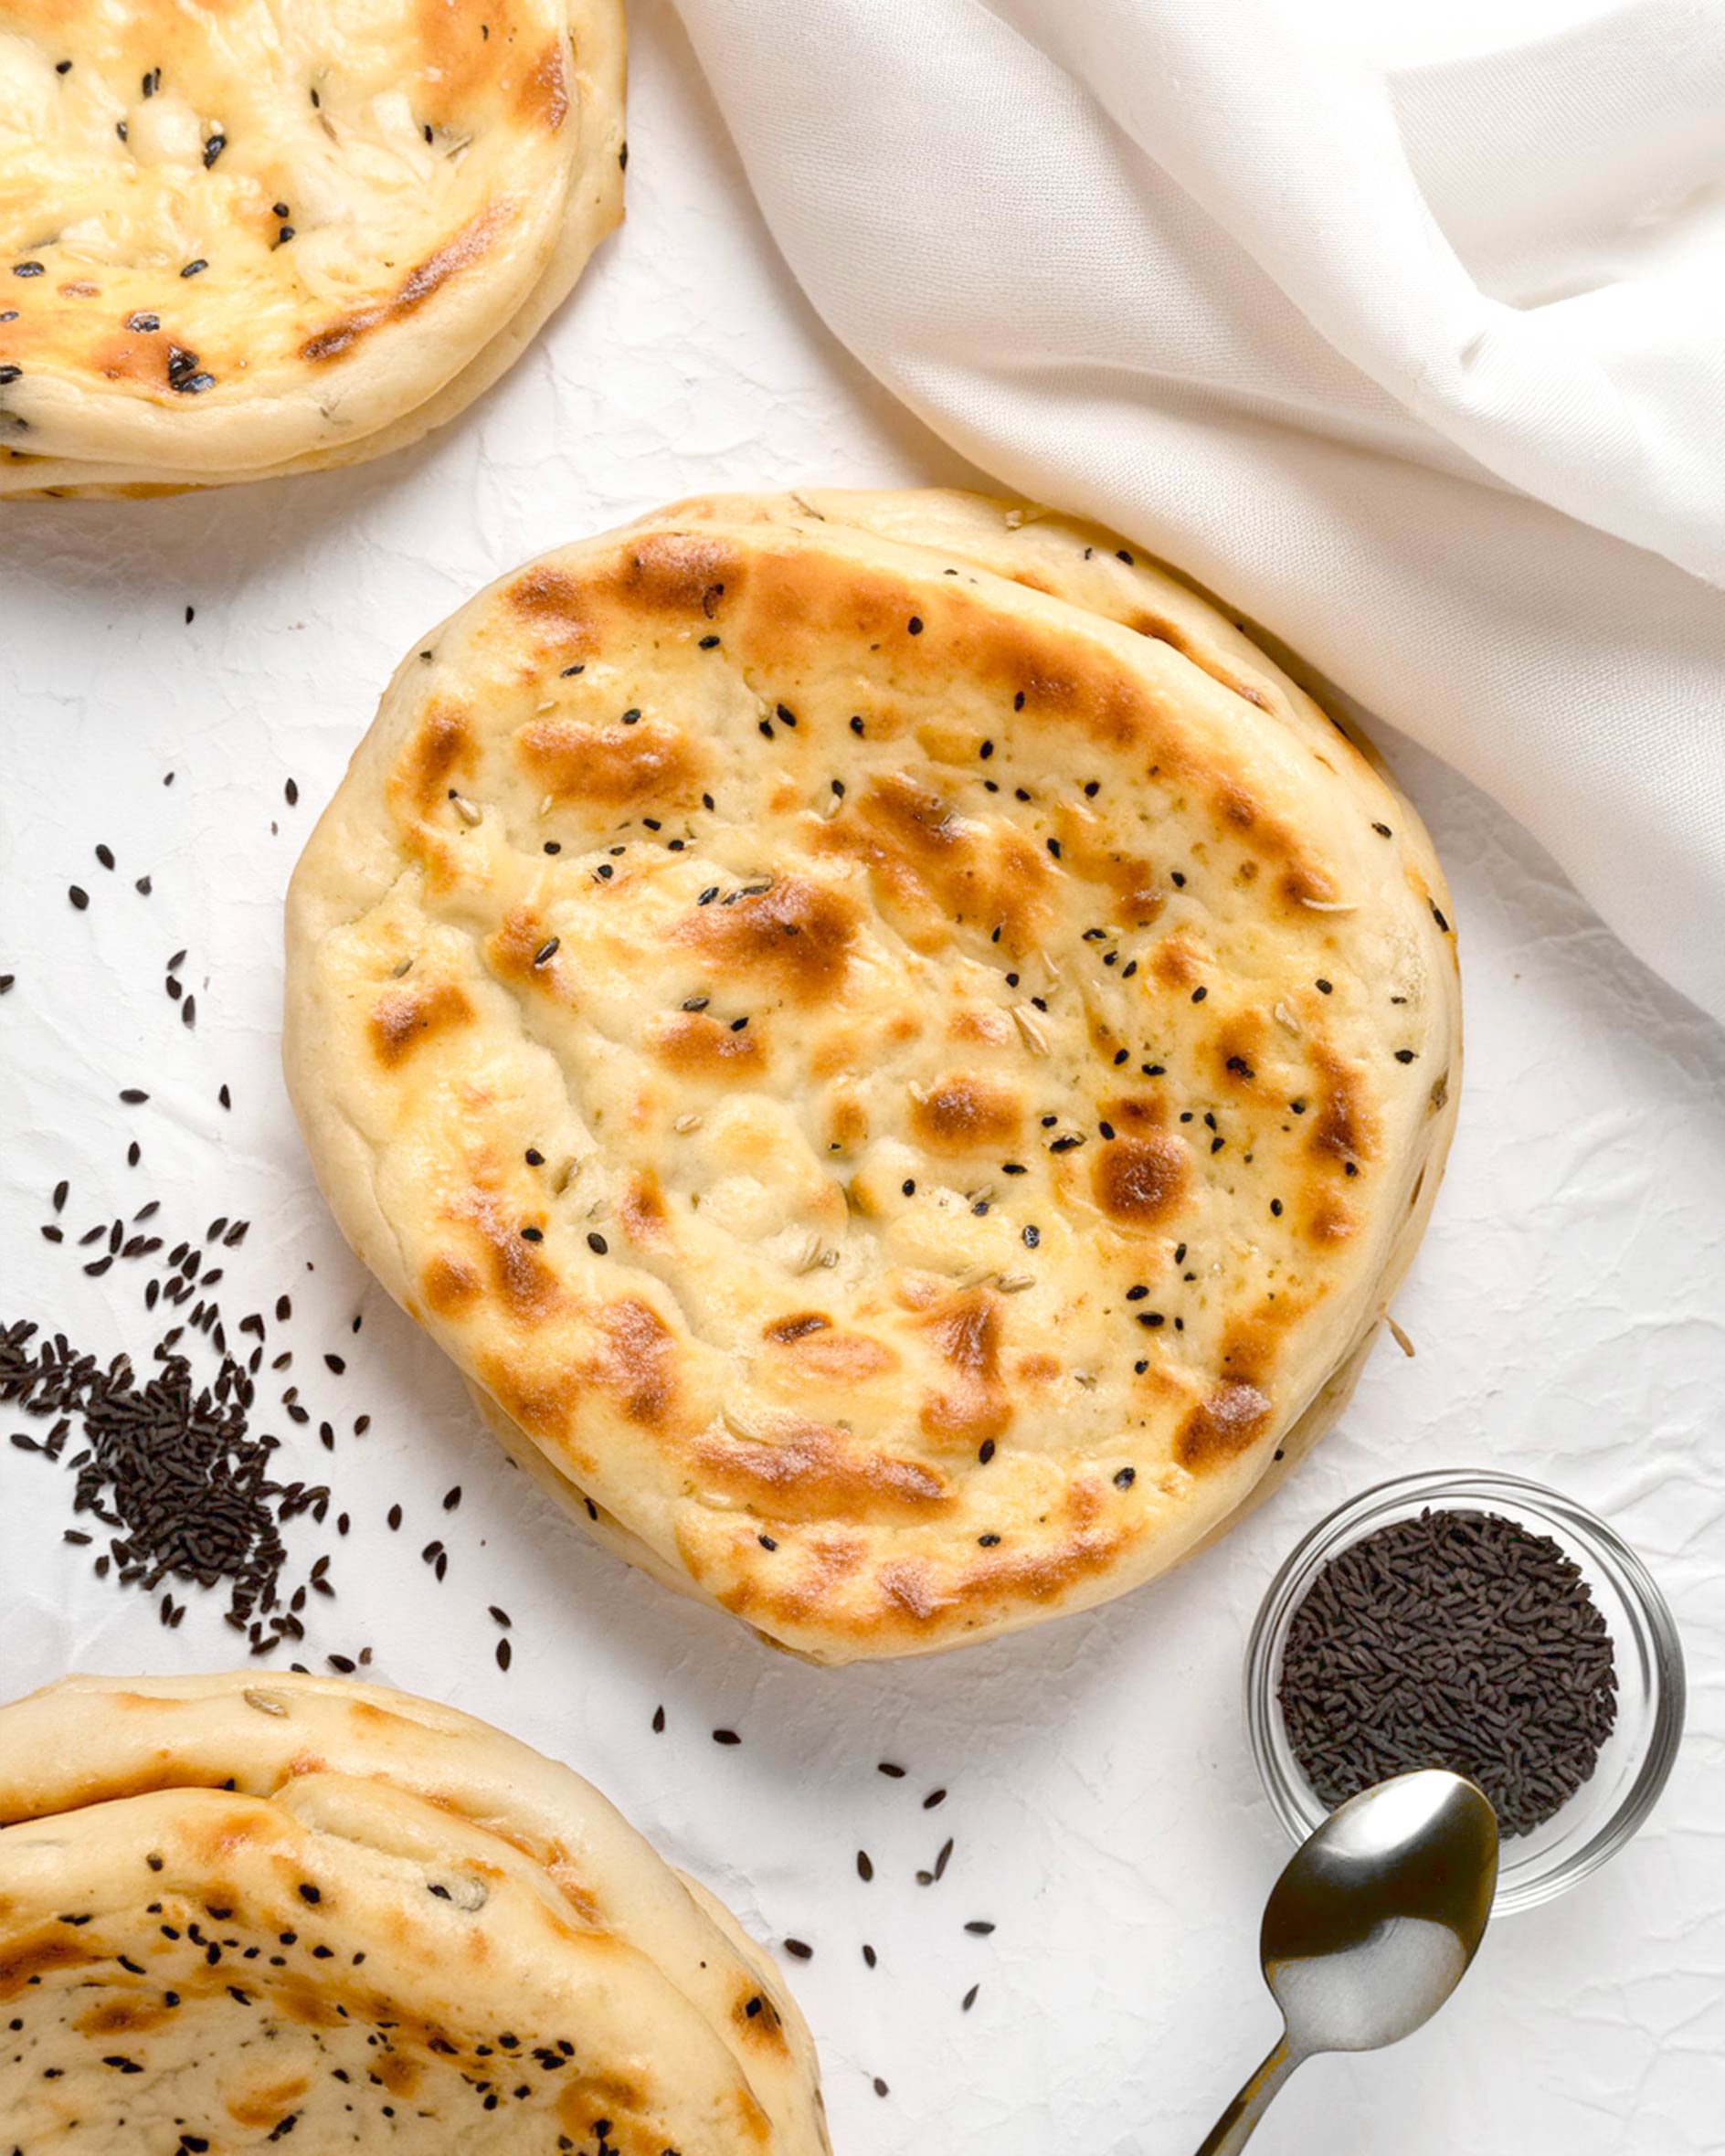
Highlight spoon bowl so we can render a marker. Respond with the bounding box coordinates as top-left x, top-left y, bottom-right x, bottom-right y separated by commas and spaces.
1194, 1770, 1498, 2155
1265, 1768, 1497, 2053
